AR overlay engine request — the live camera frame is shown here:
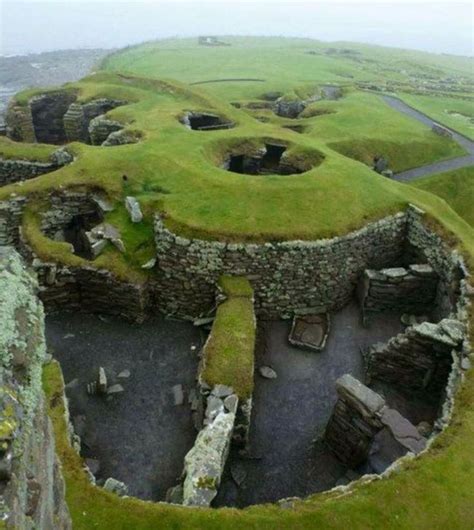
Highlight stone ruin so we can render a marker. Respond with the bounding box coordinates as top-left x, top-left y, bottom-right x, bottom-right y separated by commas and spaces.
180, 111, 234, 131
221, 141, 316, 176
5, 91, 137, 147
